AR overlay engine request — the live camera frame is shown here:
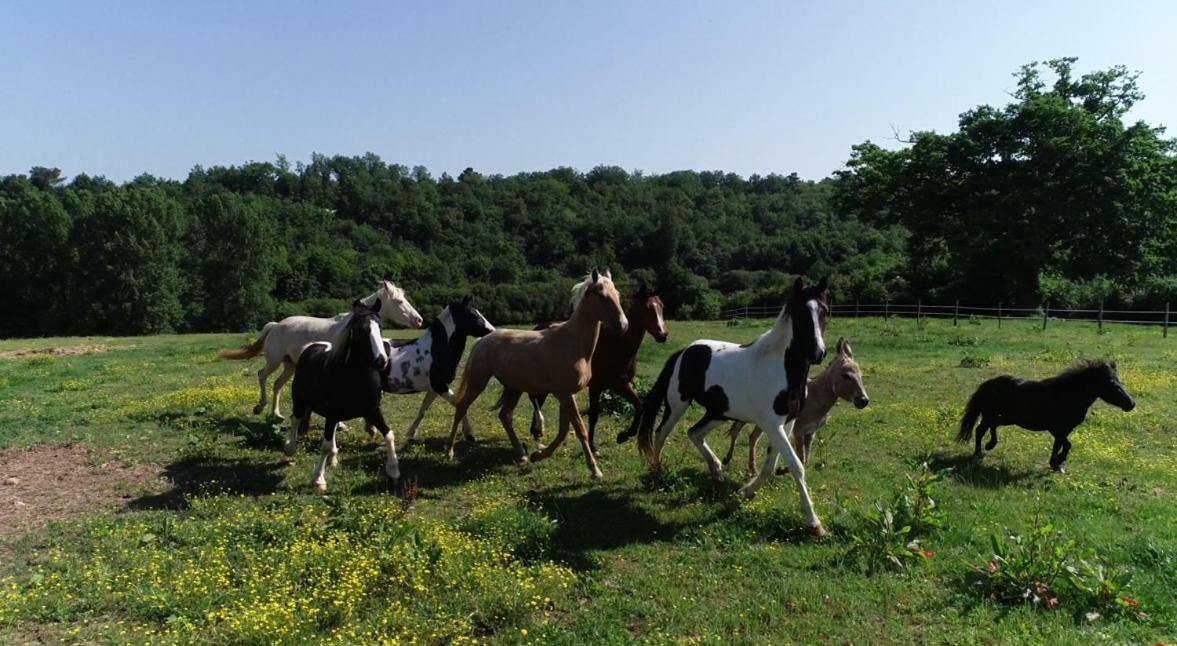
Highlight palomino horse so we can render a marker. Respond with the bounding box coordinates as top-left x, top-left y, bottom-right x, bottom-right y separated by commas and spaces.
957, 359, 1135, 473
528, 285, 668, 454
374, 298, 496, 443
219, 280, 422, 420
287, 299, 393, 492
446, 270, 628, 479
634, 276, 831, 535
721, 337, 869, 472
